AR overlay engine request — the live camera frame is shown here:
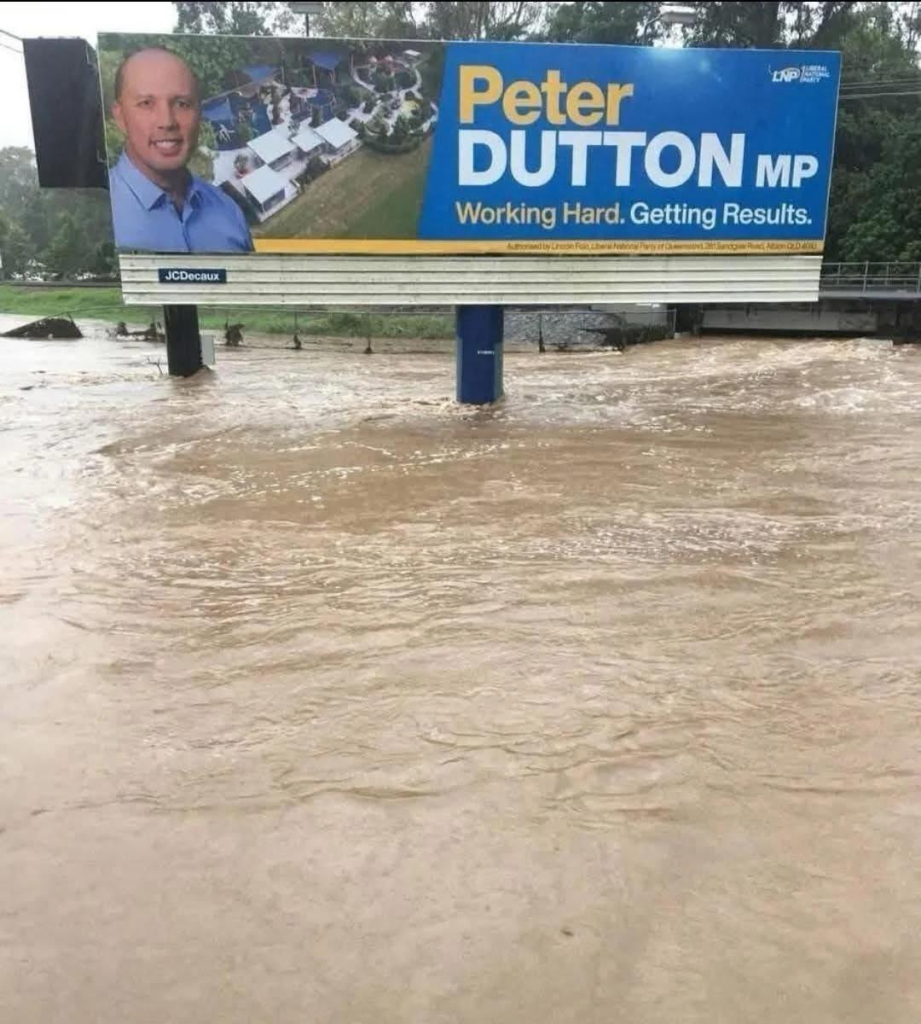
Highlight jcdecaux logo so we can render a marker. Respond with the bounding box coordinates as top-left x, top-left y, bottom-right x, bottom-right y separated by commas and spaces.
158, 268, 227, 284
